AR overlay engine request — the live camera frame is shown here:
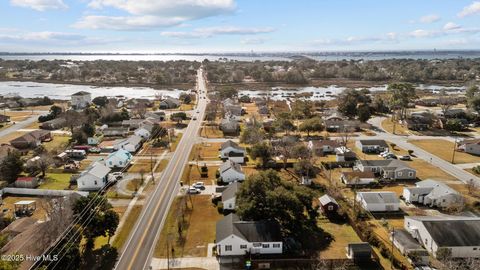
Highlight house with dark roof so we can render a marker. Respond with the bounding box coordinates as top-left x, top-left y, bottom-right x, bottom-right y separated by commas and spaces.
224, 104, 244, 121
356, 140, 389, 153
10, 130, 51, 149
0, 144, 16, 163
71, 91, 91, 109
0, 114, 11, 123
220, 140, 245, 163
220, 118, 240, 136
356, 191, 400, 212
102, 127, 129, 137
215, 213, 283, 256
346, 242, 372, 263
404, 216, 480, 258
219, 160, 245, 183
159, 98, 181, 109
222, 182, 240, 211
403, 179, 463, 208
355, 159, 416, 180
40, 117, 67, 130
